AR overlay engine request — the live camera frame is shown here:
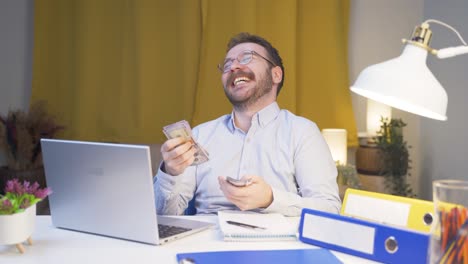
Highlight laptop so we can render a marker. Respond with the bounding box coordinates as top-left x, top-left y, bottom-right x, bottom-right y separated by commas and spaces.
40, 138, 214, 245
